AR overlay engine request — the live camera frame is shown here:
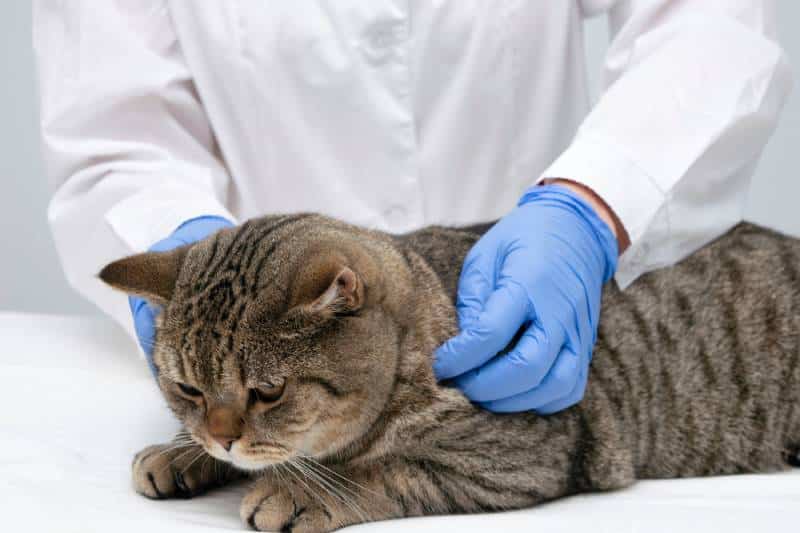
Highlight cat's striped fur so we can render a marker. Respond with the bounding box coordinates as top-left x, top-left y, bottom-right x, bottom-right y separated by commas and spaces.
101, 216, 800, 532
